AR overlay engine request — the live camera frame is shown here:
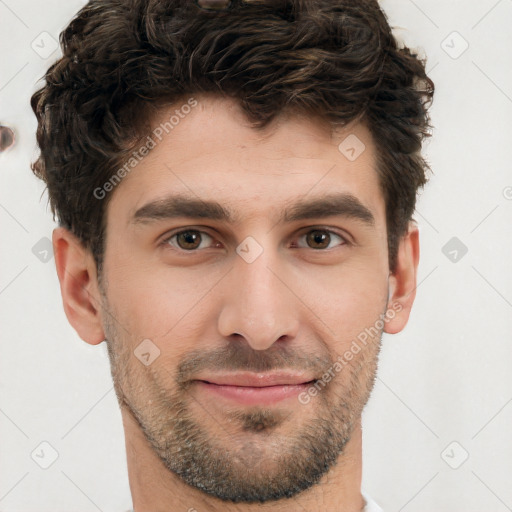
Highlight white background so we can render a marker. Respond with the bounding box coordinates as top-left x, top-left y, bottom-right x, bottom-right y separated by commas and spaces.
1, 1, 511, 511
